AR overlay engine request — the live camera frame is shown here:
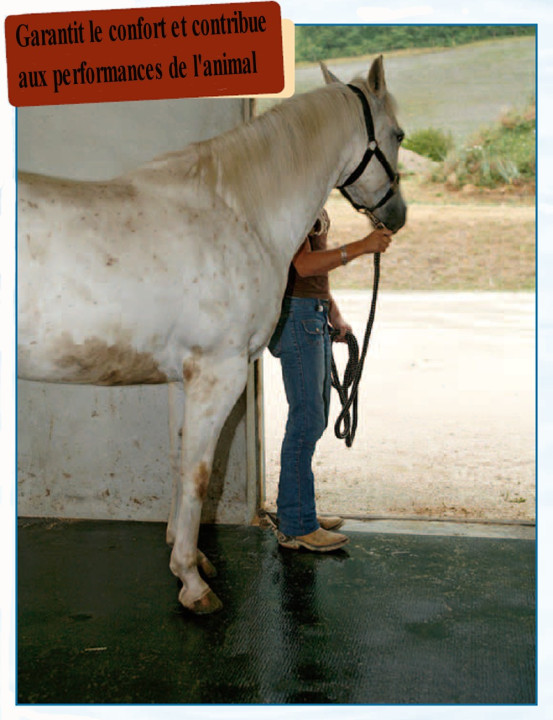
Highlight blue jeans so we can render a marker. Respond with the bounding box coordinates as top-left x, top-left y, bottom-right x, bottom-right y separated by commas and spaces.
268, 296, 331, 536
